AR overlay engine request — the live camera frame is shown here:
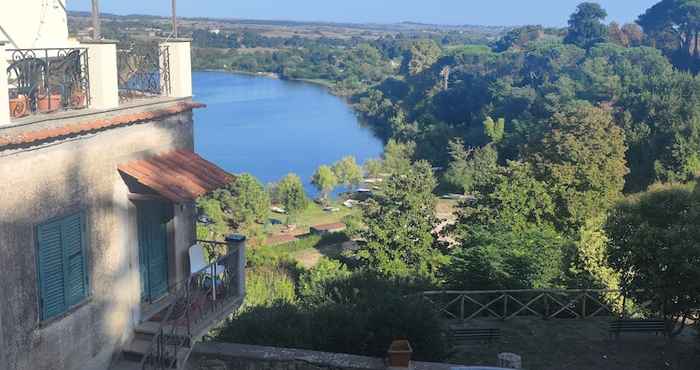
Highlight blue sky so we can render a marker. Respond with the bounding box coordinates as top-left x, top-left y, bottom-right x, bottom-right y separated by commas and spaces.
68, 0, 659, 27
